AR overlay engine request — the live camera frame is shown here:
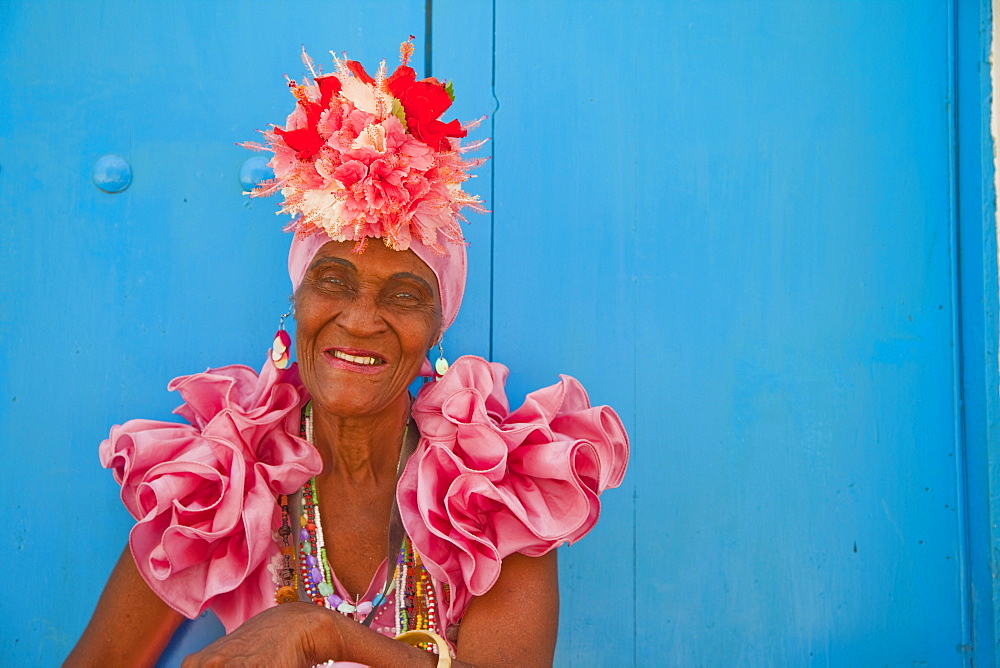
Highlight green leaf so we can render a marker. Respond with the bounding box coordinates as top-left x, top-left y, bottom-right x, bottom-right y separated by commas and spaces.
445, 80, 455, 102
391, 98, 407, 123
